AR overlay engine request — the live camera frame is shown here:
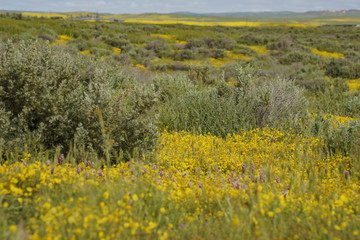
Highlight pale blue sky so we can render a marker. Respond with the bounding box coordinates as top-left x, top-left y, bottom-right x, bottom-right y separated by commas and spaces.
1, 0, 359, 13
